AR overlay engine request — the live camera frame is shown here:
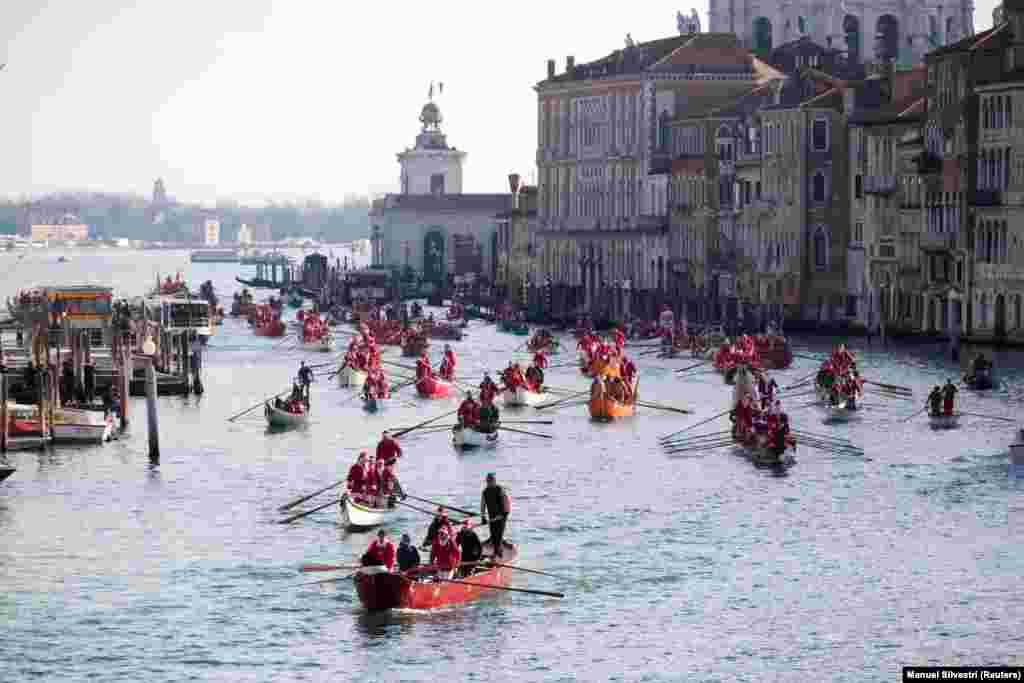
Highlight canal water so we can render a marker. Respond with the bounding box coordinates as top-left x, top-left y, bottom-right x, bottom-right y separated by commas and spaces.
1, 249, 1023, 682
